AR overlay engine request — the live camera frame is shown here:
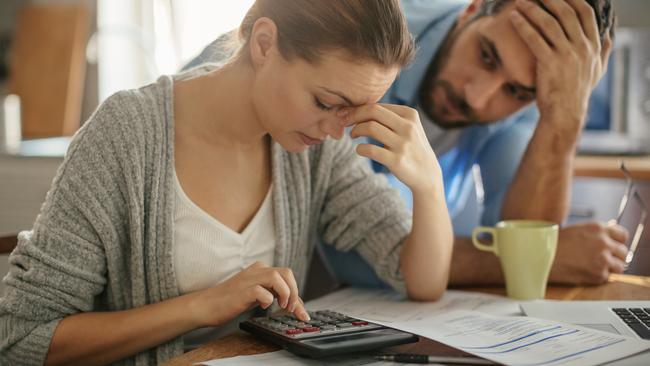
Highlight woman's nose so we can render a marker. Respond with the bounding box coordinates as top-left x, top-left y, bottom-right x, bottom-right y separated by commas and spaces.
320, 118, 345, 140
